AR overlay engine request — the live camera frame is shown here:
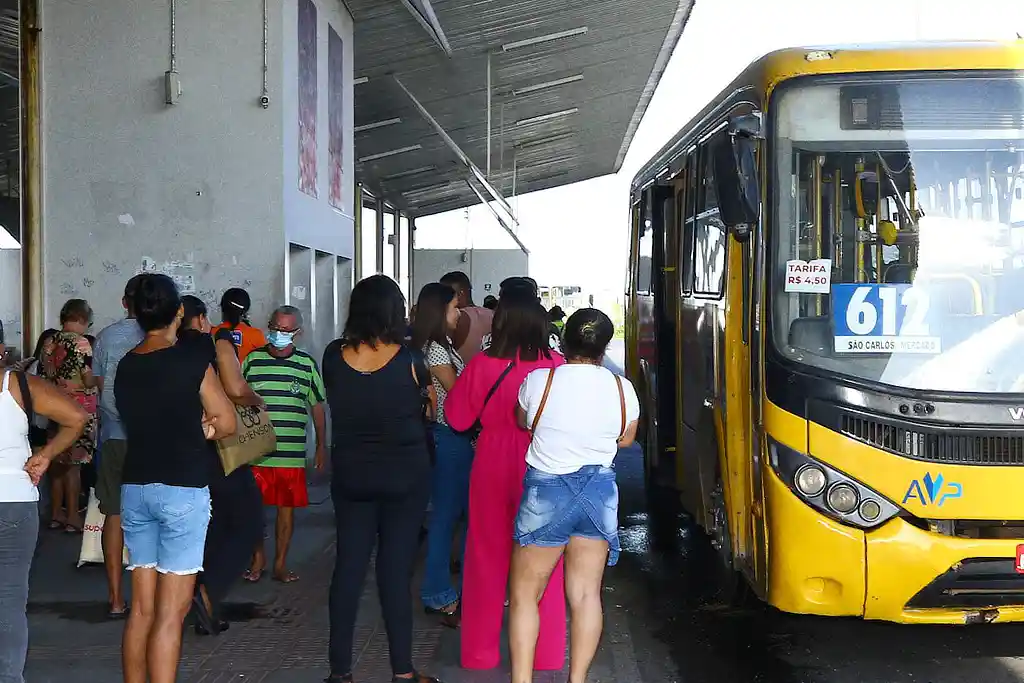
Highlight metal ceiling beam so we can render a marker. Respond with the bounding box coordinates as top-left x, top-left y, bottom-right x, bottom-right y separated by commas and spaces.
397, 0, 452, 57
465, 179, 529, 256
393, 75, 517, 224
